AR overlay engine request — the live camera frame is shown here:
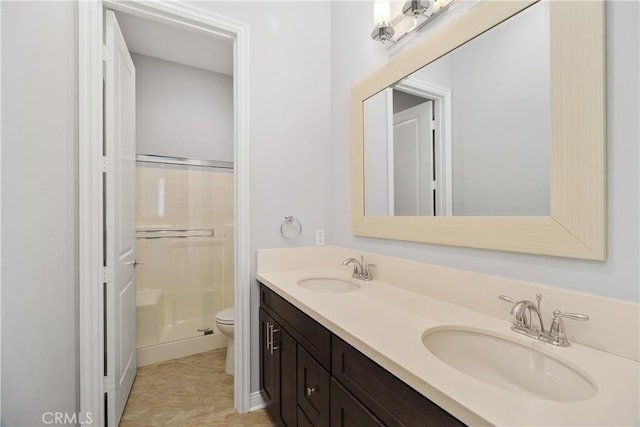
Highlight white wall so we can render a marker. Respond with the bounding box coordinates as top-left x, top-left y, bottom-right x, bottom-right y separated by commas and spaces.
133, 53, 234, 162
1, 2, 78, 425
188, 0, 332, 395
331, 1, 639, 303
